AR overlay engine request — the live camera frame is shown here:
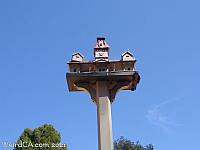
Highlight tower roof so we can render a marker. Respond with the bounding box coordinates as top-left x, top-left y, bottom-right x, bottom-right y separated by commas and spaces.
94, 37, 110, 49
